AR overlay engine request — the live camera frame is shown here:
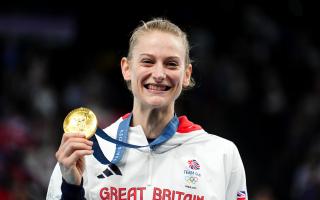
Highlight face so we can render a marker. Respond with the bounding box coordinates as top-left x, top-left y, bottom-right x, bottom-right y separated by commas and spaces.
121, 31, 192, 109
